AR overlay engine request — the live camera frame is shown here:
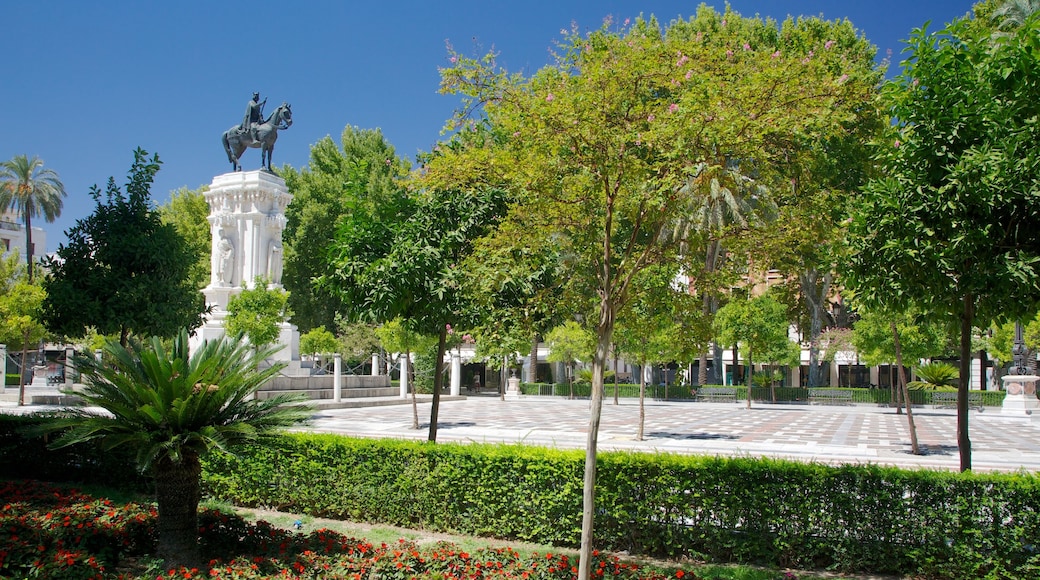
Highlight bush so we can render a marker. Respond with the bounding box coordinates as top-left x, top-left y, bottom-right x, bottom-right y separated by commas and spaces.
195, 433, 1040, 577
